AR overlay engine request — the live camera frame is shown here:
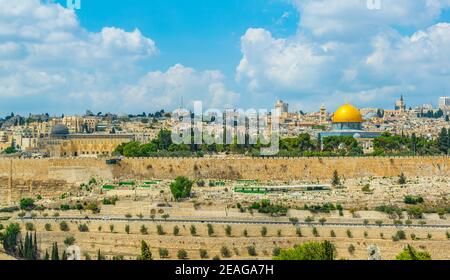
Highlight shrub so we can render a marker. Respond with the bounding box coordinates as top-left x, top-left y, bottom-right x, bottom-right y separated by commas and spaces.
190, 225, 197, 236
296, 228, 302, 237
289, 217, 299, 224
247, 246, 257, 256
199, 249, 208, 259
173, 226, 180, 236
159, 248, 169, 259
319, 218, 327, 225
207, 224, 214, 237
274, 241, 337, 260
25, 222, 35, 231
396, 245, 431, 260
161, 214, 170, 220
59, 221, 69, 232
60, 204, 70, 211
407, 207, 424, 219
404, 196, 424, 205
78, 224, 89, 232
18, 212, 26, 218
330, 230, 336, 237
170, 177, 193, 200
157, 225, 165, 235
64, 236, 76, 246
277, 229, 282, 237
197, 180, 205, 187
20, 198, 35, 211
109, 224, 115, 233
446, 232, 450, 239
243, 229, 248, 237
220, 246, 231, 258
375, 220, 383, 227
177, 249, 188, 260
261, 226, 267, 237
86, 202, 100, 214
304, 216, 314, 223
125, 225, 130, 234
393, 230, 407, 241
398, 173, 407, 185
272, 247, 281, 257
346, 229, 353, 238
125, 213, 132, 219
225, 225, 232, 237
140, 225, 148, 235
348, 244, 356, 255
53, 212, 60, 217
312, 227, 319, 237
